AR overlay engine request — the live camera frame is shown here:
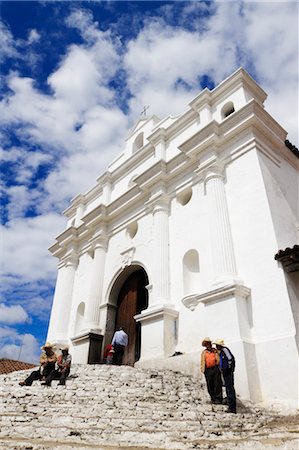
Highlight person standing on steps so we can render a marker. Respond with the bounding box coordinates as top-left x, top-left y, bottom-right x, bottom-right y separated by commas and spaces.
19, 342, 57, 386
111, 327, 128, 365
200, 337, 223, 405
42, 345, 72, 386
214, 339, 237, 414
